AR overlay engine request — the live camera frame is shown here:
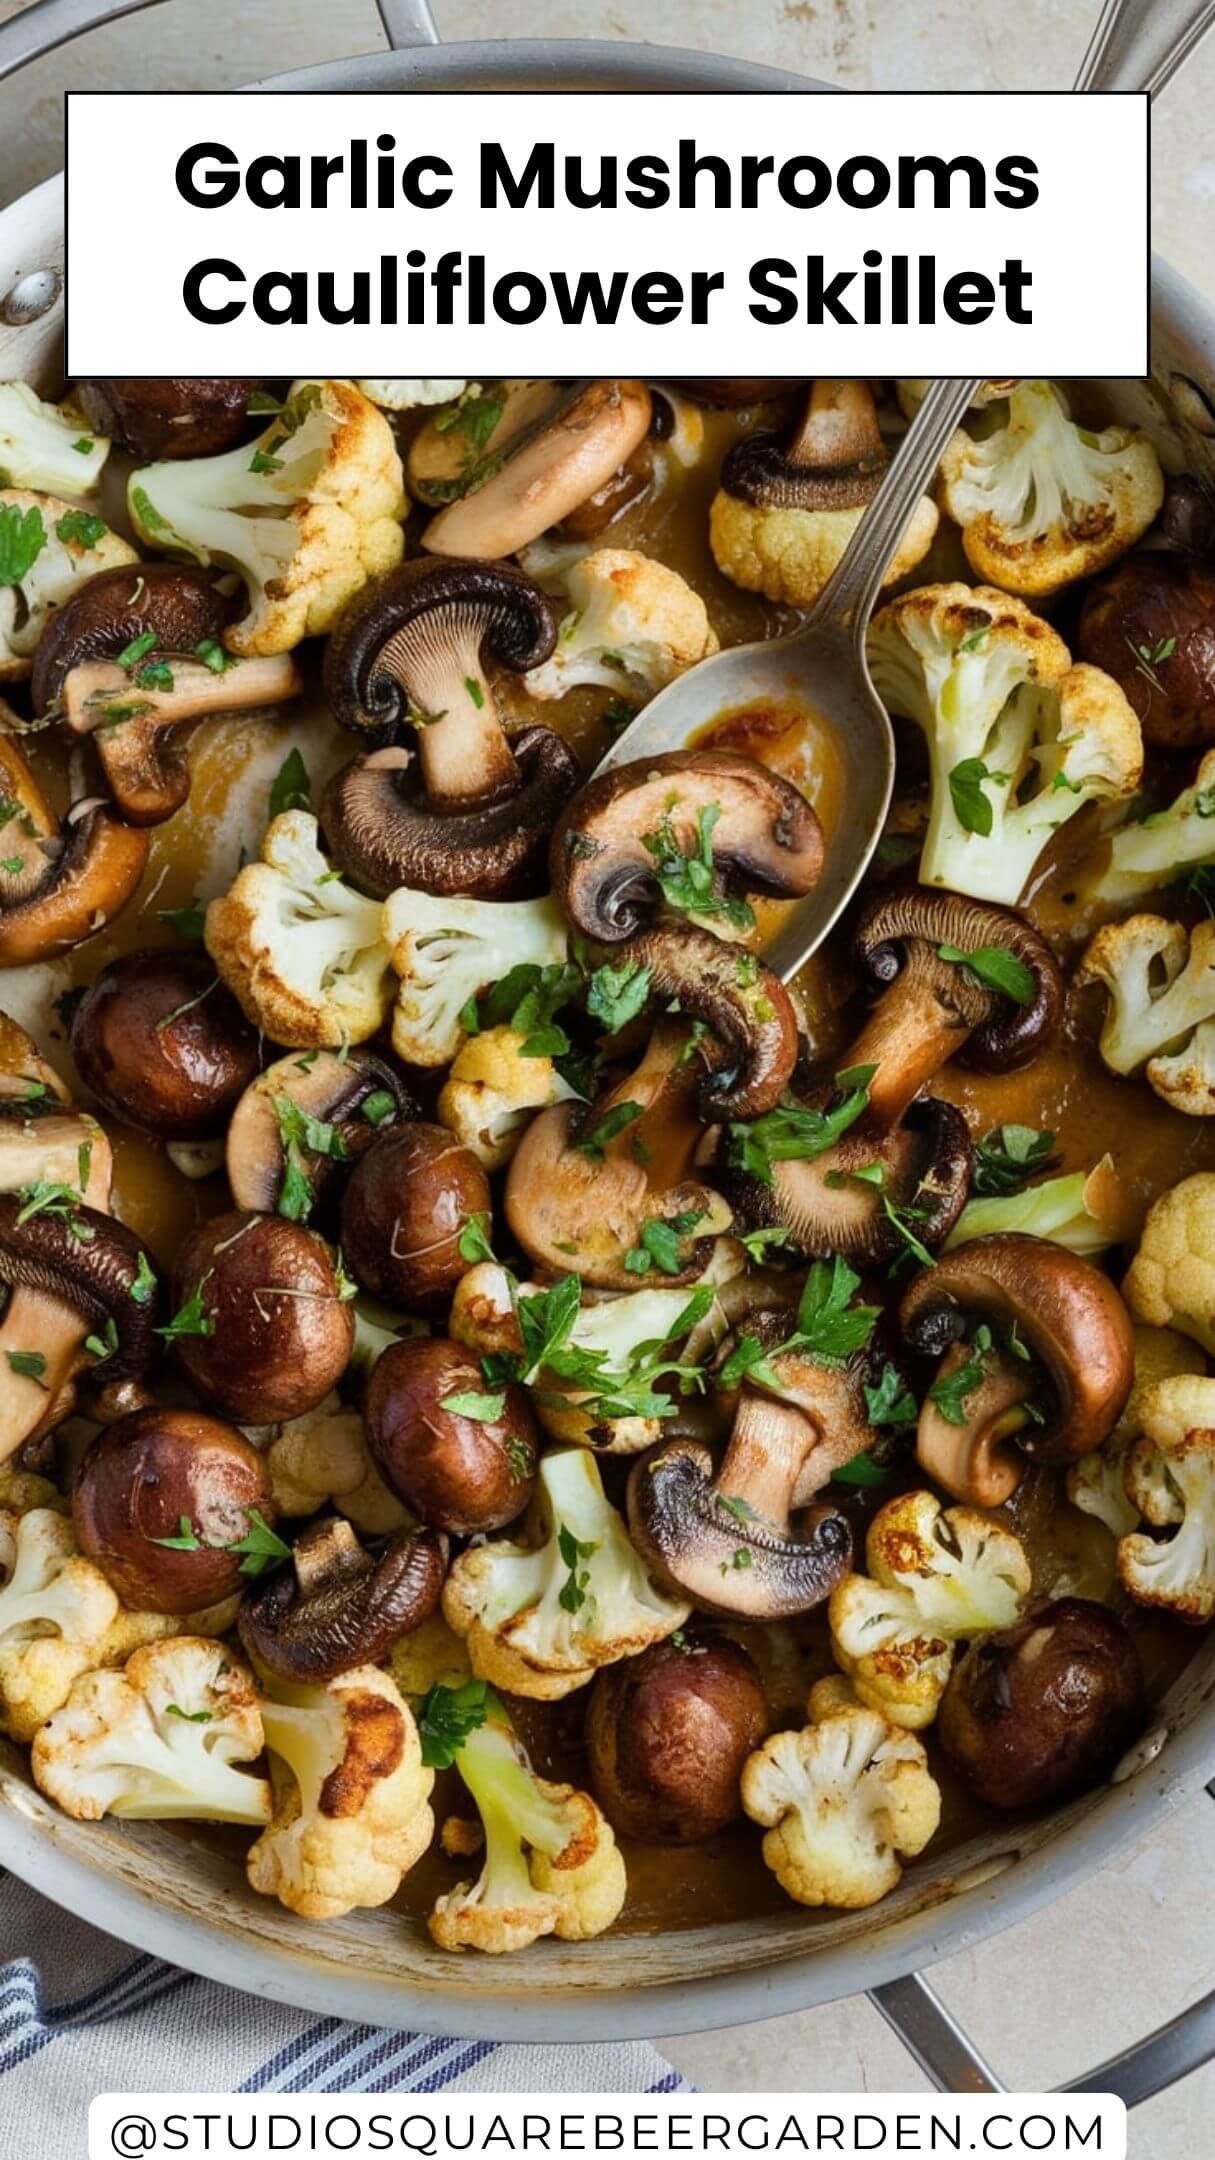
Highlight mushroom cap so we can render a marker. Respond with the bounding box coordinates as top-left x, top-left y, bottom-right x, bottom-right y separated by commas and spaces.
170, 1211, 355, 1425
669, 380, 794, 408
0, 735, 148, 970
71, 949, 259, 1141
30, 563, 232, 719
0, 1192, 159, 1382
719, 379, 888, 511
422, 380, 653, 558
723, 1095, 973, 1266
226, 1048, 416, 1216
340, 1123, 490, 1315
73, 1405, 274, 1614
900, 1234, 1136, 1474
585, 1634, 769, 1843
627, 1435, 853, 1621
364, 1336, 538, 1534
617, 923, 800, 1122
853, 886, 1063, 1076
938, 1597, 1143, 1808
75, 379, 261, 461
1078, 550, 1215, 751
237, 1514, 449, 1682
551, 749, 823, 944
